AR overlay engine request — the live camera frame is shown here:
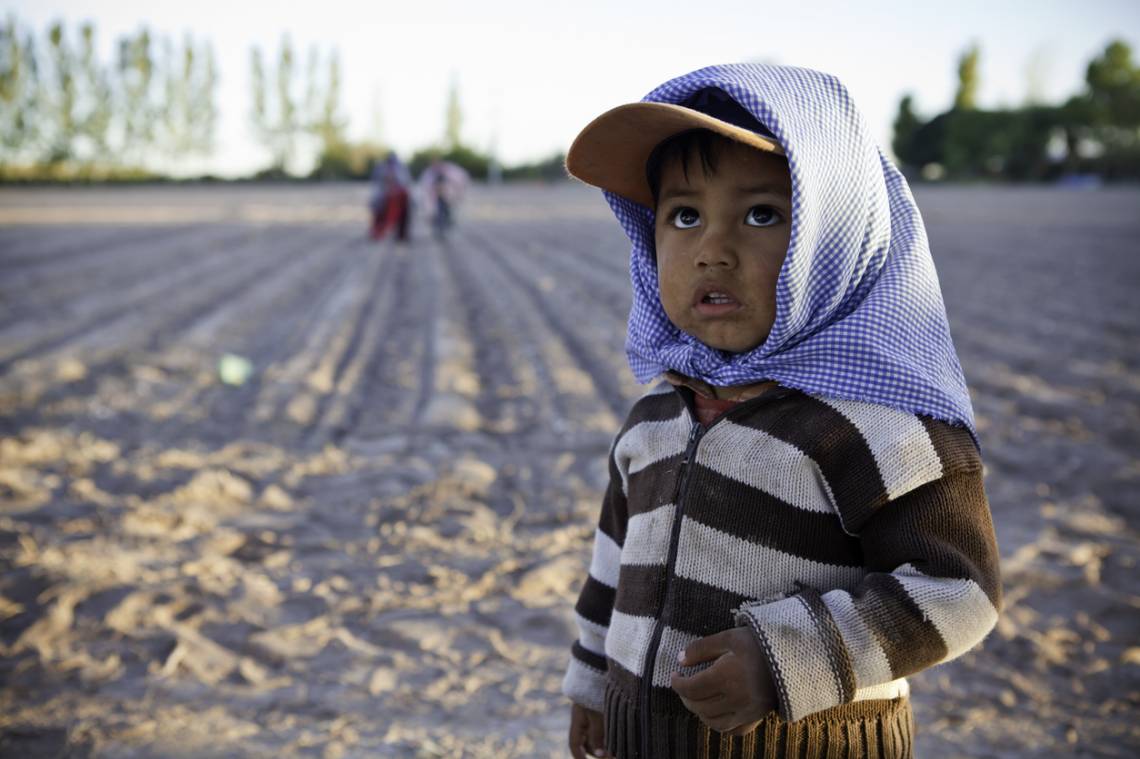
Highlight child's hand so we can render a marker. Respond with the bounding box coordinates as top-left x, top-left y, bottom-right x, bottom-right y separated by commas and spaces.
670, 626, 777, 736
568, 702, 612, 759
